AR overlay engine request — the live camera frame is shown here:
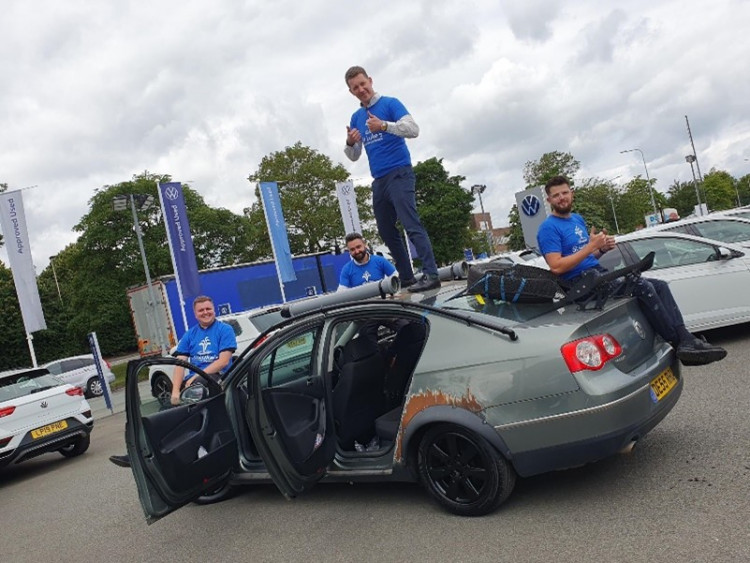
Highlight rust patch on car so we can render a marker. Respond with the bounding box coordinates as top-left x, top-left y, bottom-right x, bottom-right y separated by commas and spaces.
394, 388, 483, 461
